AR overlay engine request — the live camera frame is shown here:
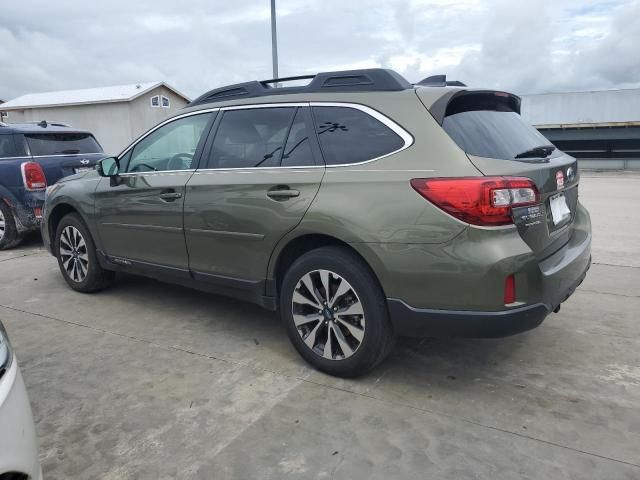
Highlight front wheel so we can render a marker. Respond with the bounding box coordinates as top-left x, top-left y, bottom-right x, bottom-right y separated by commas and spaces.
280, 246, 395, 377
55, 213, 114, 292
